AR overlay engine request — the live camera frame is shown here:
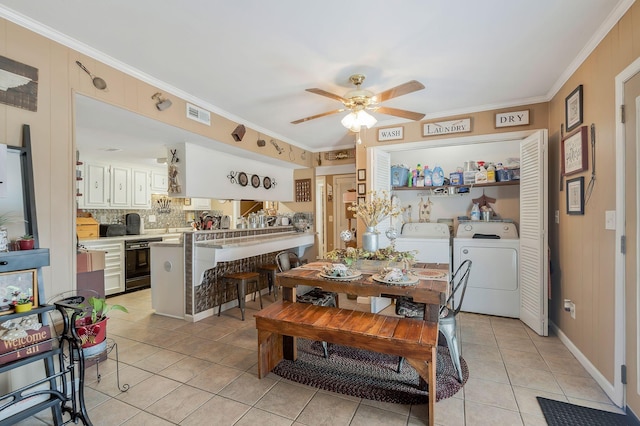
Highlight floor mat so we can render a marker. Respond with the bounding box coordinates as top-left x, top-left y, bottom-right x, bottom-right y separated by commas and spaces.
537, 397, 632, 426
